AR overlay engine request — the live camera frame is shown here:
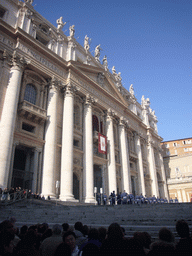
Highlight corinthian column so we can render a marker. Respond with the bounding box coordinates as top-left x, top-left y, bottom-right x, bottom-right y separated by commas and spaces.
42, 77, 59, 198
60, 83, 76, 201
119, 117, 131, 193
0, 51, 26, 189
83, 94, 95, 203
106, 109, 117, 195
147, 134, 159, 197
135, 133, 146, 196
